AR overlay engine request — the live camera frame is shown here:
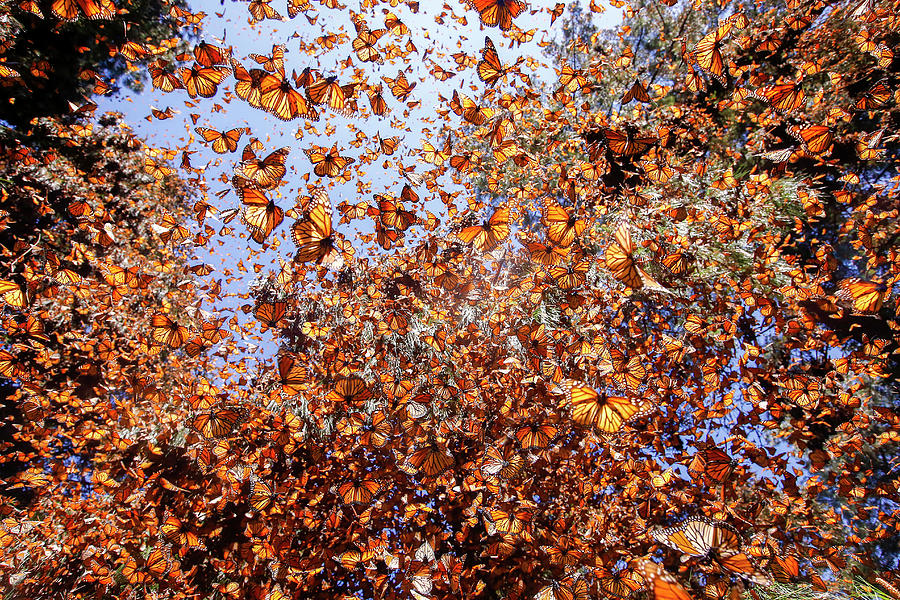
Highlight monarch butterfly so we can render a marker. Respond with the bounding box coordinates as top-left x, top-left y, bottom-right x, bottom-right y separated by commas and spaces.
485, 505, 533, 535
548, 260, 590, 290
277, 354, 309, 396
383, 10, 409, 35
562, 380, 649, 433
352, 26, 385, 63
608, 350, 647, 392
603, 128, 656, 158
231, 60, 268, 108
326, 375, 372, 405
337, 477, 380, 504
50, 0, 114, 20
240, 187, 283, 243
306, 76, 357, 114
448, 151, 478, 172
235, 147, 289, 189
383, 70, 417, 101
693, 21, 734, 82
632, 557, 693, 600
457, 206, 510, 252
836, 278, 887, 313
558, 65, 588, 93
421, 140, 450, 166
475, 38, 507, 87
193, 41, 230, 67
685, 68, 707, 93
657, 250, 691, 276
525, 241, 569, 266
304, 145, 356, 178
292, 201, 343, 266
652, 518, 771, 585
780, 375, 822, 408
604, 224, 644, 289
150, 314, 190, 348
191, 406, 246, 438
460, 92, 496, 125
376, 196, 417, 231
122, 546, 174, 585
195, 127, 246, 154
481, 444, 525, 479
248, 0, 281, 21
467, 0, 526, 31
405, 442, 454, 477
255, 300, 287, 328
762, 82, 804, 113
160, 512, 201, 548
790, 124, 833, 154
247, 481, 276, 513
149, 60, 185, 93
622, 79, 651, 103
180, 63, 229, 98
372, 223, 398, 250
535, 578, 583, 600
597, 567, 642, 599
367, 84, 389, 116
259, 72, 316, 121
514, 423, 558, 450
376, 133, 401, 156
855, 80, 891, 110
249, 43, 285, 73
144, 546, 176, 582
688, 446, 736, 484
543, 200, 586, 247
